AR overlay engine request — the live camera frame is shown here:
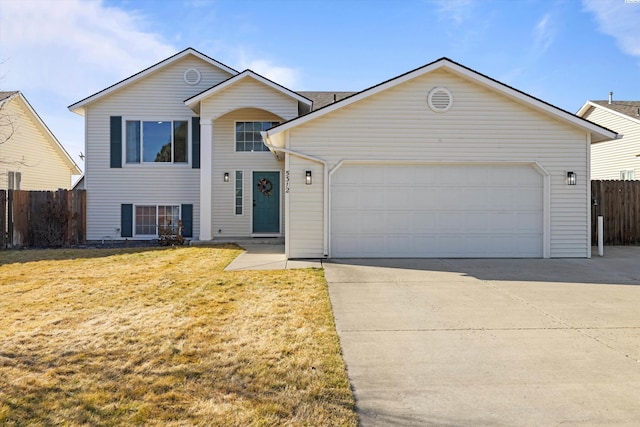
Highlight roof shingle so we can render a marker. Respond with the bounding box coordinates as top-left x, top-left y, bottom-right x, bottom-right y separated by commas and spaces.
591, 100, 640, 119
